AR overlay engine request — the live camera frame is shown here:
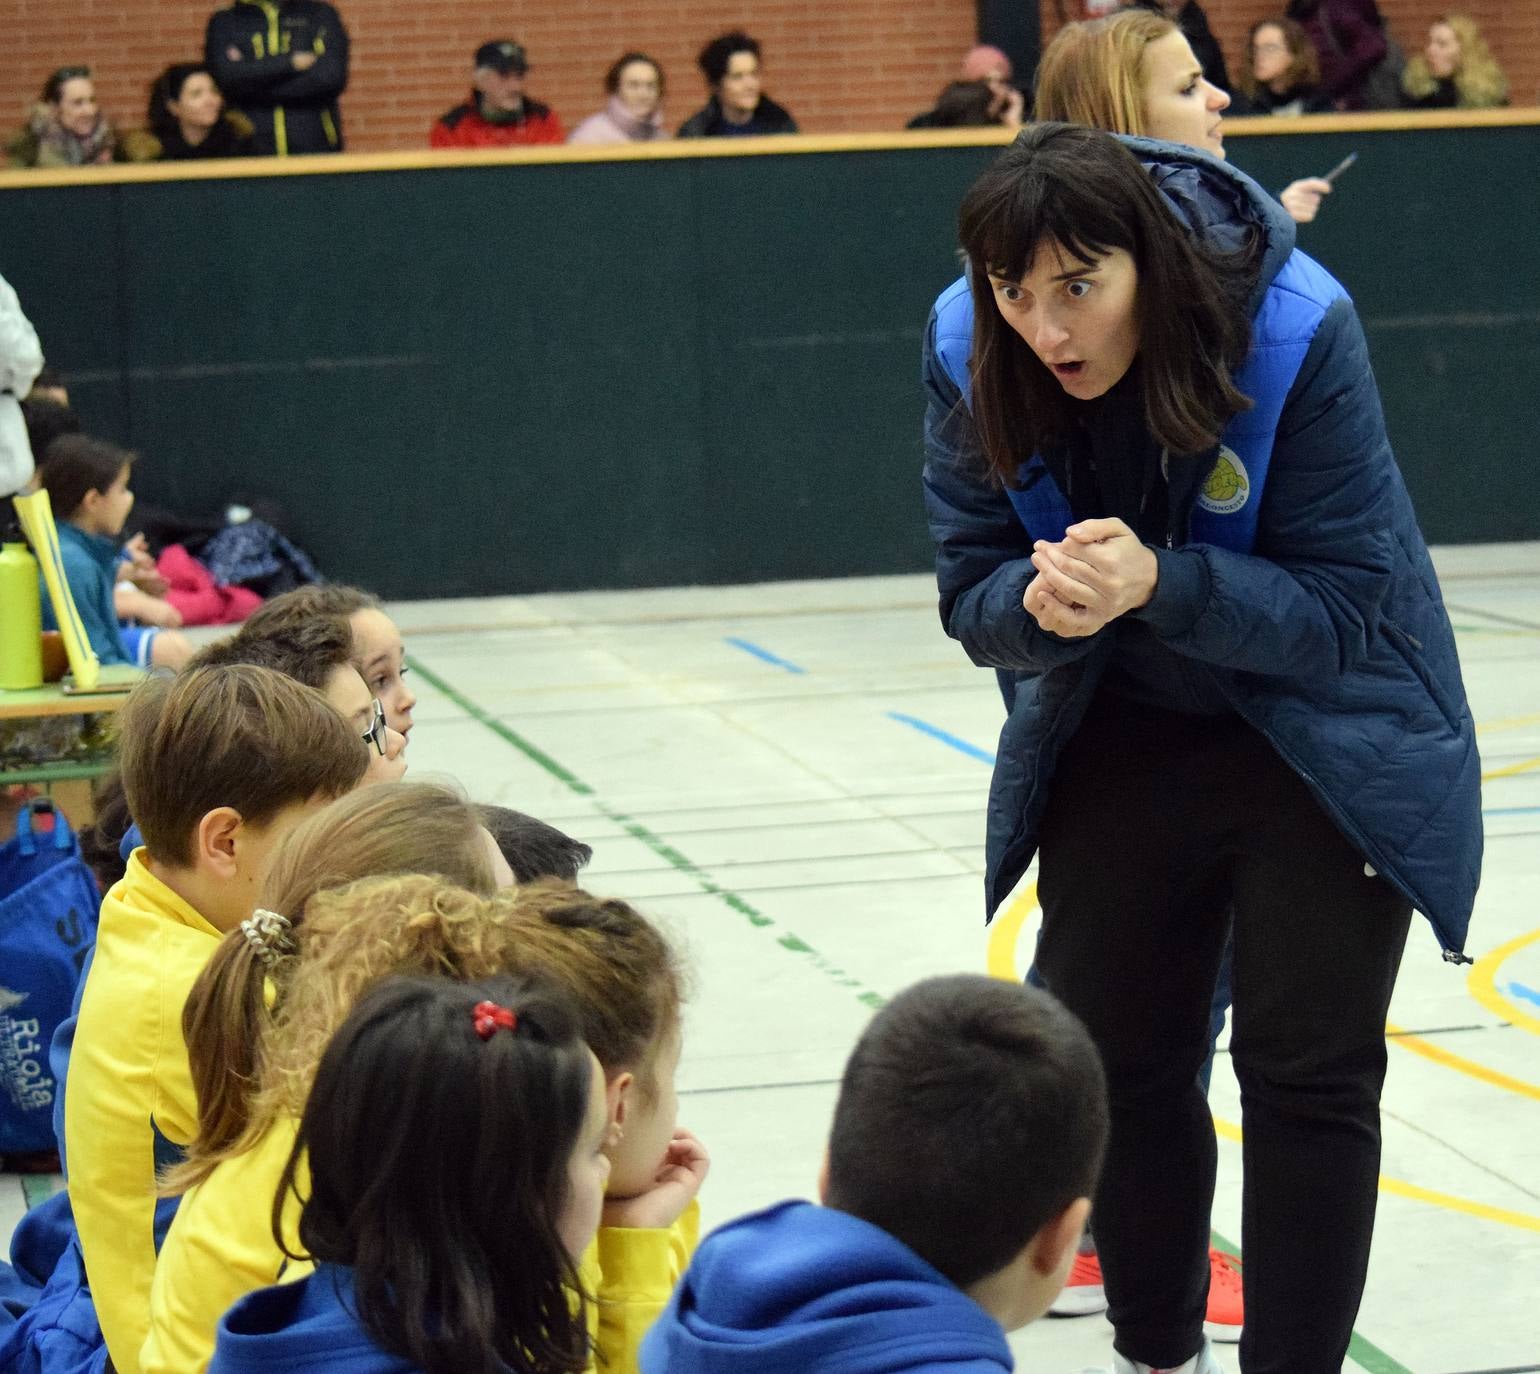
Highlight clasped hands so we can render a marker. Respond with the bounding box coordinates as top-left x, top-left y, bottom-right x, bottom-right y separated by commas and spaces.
1023, 517, 1158, 638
